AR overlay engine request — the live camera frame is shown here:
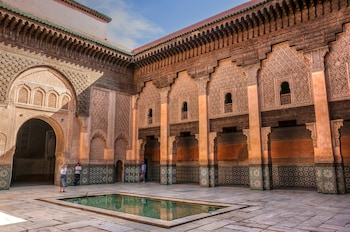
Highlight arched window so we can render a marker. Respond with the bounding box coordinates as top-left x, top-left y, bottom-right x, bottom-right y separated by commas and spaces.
61, 95, 70, 110
48, 93, 57, 108
181, 102, 188, 119
147, 109, 153, 124
280, 82, 291, 105
33, 90, 44, 106
224, 92, 233, 113
18, 87, 29, 104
